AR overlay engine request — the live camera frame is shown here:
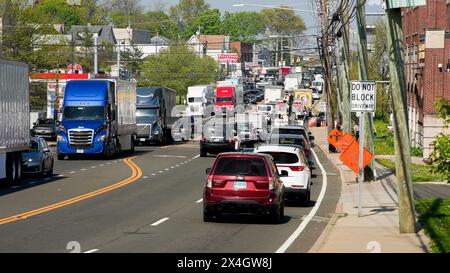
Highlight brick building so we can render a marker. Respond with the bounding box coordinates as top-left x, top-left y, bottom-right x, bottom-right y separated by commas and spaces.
230, 41, 254, 63
402, 0, 450, 160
